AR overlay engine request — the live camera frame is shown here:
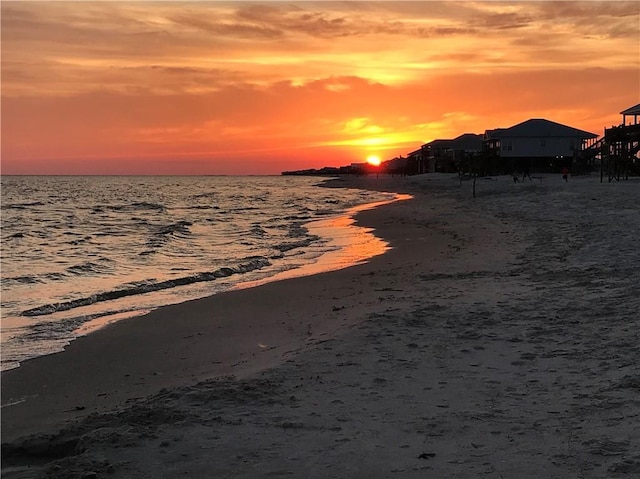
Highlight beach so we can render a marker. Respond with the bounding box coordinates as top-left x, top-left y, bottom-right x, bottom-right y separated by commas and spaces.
2, 173, 639, 478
